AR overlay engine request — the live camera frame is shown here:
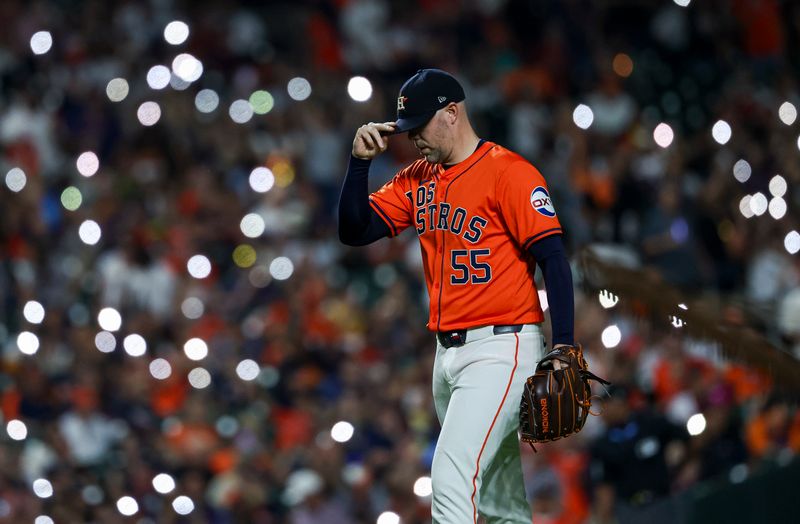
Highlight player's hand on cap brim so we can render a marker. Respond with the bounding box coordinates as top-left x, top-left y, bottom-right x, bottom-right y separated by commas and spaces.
353, 122, 397, 160
382, 122, 404, 136
378, 122, 399, 136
